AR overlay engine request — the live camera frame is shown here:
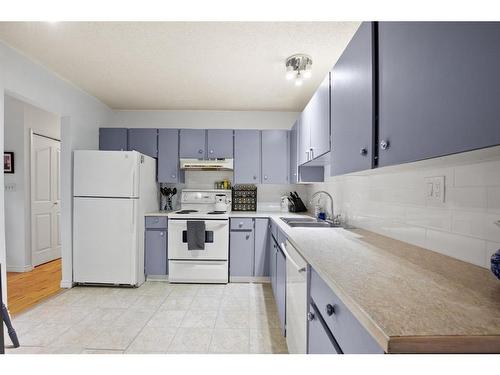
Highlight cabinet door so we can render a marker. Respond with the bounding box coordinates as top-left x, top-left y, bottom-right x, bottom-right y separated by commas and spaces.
378, 22, 500, 167
234, 130, 261, 184
254, 218, 269, 277
309, 73, 331, 159
261, 130, 289, 184
99, 128, 128, 151
290, 122, 298, 184
331, 22, 374, 175
297, 113, 310, 165
179, 129, 206, 158
158, 129, 181, 183
276, 247, 287, 336
207, 129, 233, 159
229, 230, 254, 277
308, 304, 341, 354
145, 230, 167, 276
128, 128, 158, 158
